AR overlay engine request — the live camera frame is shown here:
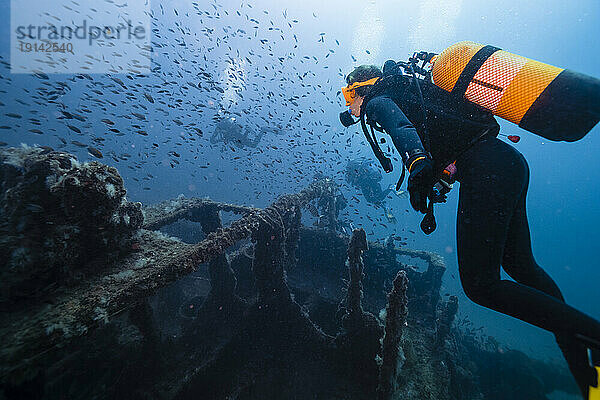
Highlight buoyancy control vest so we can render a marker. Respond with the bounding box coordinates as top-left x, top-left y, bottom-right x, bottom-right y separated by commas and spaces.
360, 63, 500, 179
